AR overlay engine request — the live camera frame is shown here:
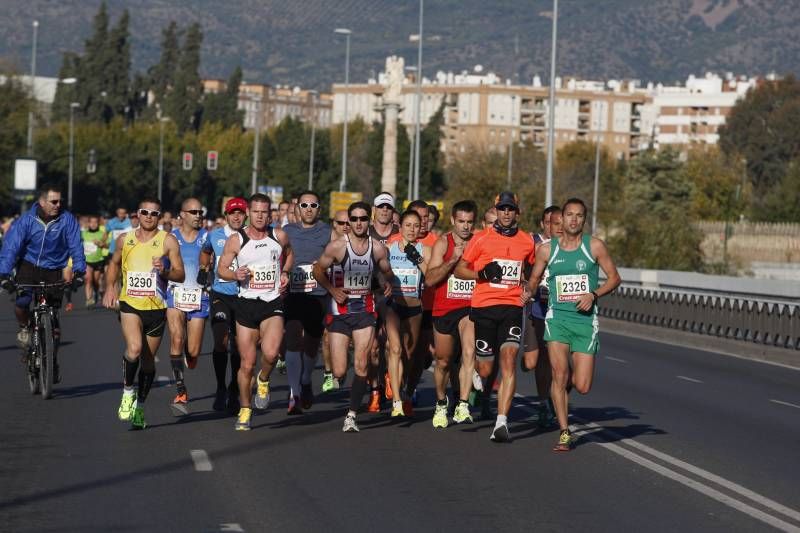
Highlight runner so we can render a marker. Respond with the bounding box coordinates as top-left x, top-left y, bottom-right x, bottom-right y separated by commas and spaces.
320, 209, 351, 393
282, 191, 331, 413
165, 197, 209, 416
103, 197, 185, 429
199, 197, 247, 412
82, 214, 107, 307
369, 192, 400, 245
523, 206, 561, 428
105, 207, 132, 259
384, 209, 431, 417
427, 200, 478, 428
527, 197, 621, 451
312, 201, 393, 433
217, 193, 293, 431
454, 191, 536, 442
